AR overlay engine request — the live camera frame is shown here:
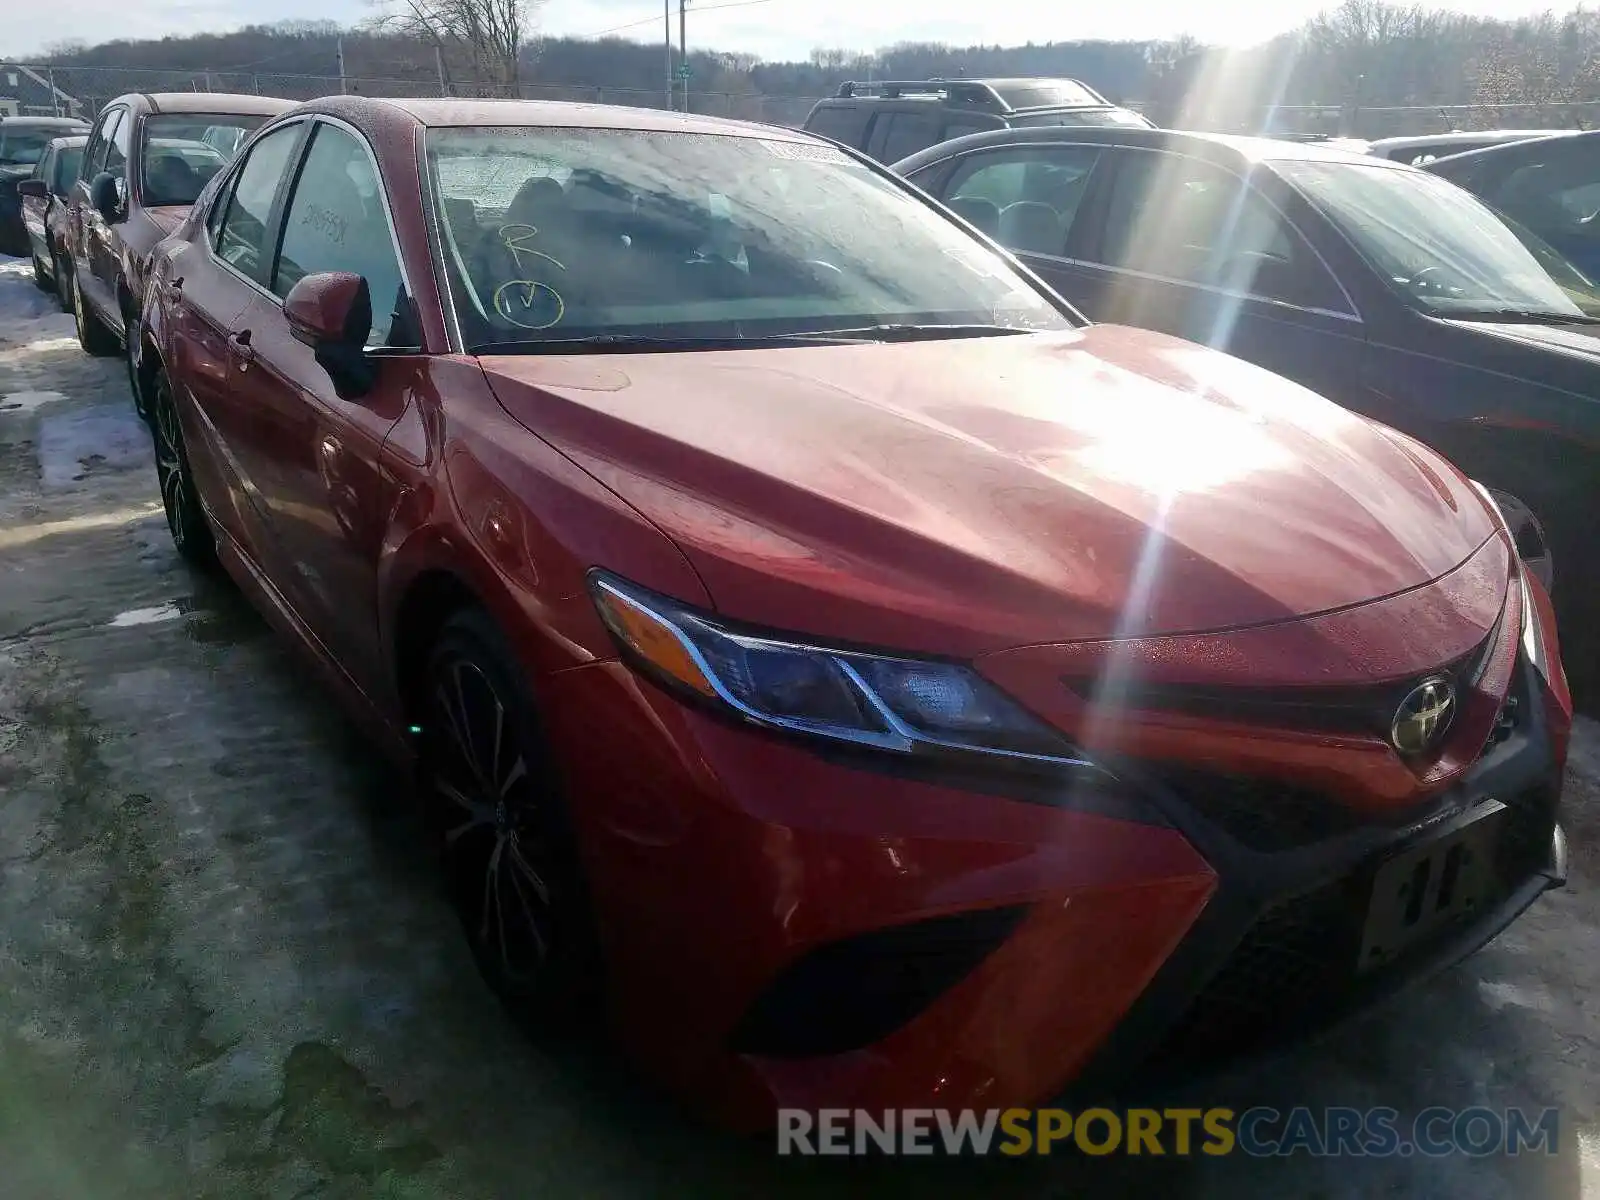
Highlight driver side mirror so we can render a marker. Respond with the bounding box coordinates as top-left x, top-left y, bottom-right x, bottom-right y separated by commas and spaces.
284, 271, 377, 399
90, 171, 124, 222
17, 178, 47, 200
